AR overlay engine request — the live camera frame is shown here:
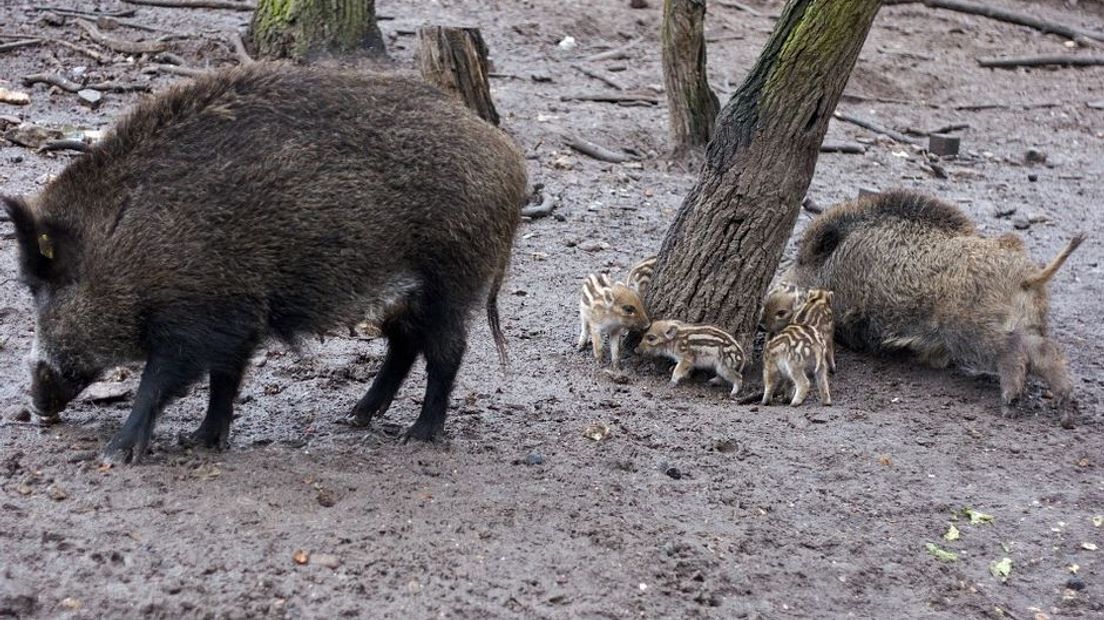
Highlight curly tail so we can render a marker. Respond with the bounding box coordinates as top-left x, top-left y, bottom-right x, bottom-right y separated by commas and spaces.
1023, 233, 1086, 289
